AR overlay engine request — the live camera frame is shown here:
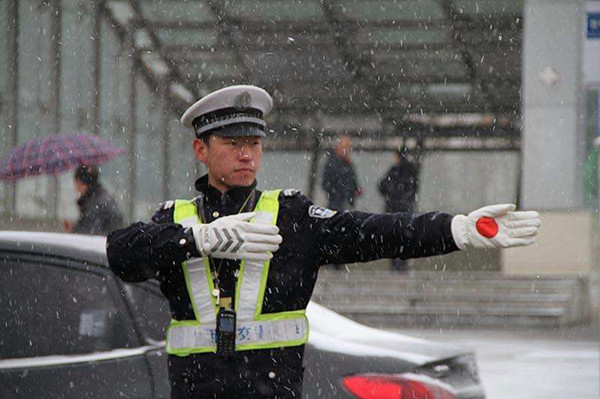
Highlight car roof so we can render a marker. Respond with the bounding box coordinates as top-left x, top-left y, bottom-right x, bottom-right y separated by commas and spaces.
0, 231, 108, 266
